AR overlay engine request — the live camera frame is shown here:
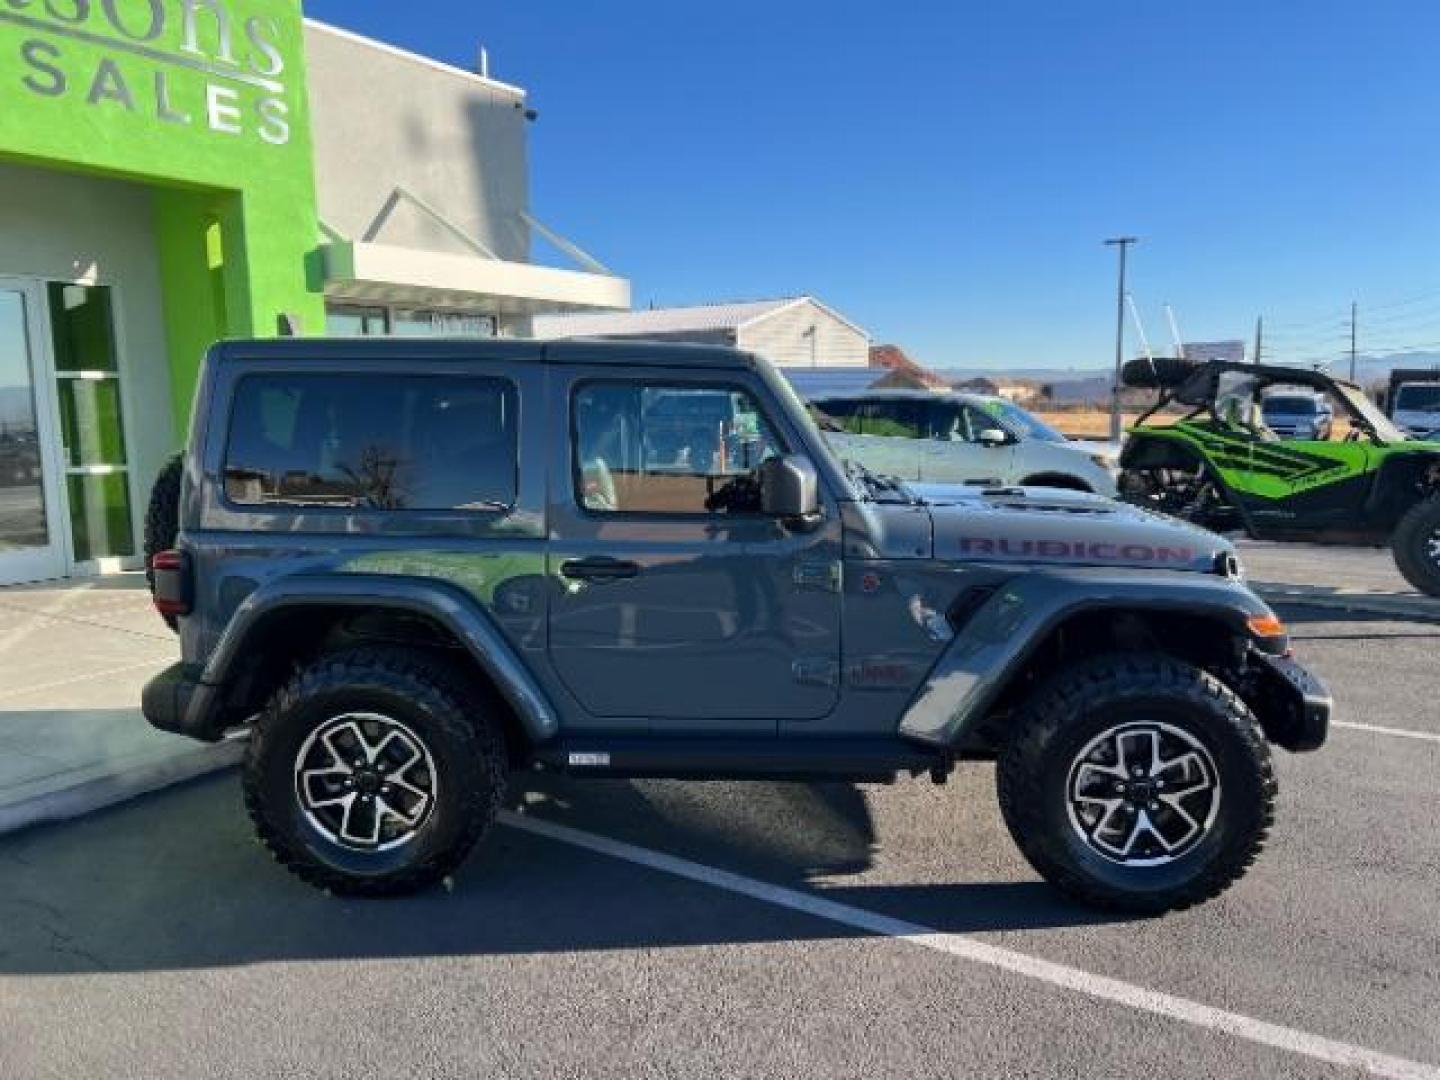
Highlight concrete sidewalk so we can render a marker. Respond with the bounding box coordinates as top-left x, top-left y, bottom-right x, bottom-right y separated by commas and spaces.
0, 575, 238, 835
